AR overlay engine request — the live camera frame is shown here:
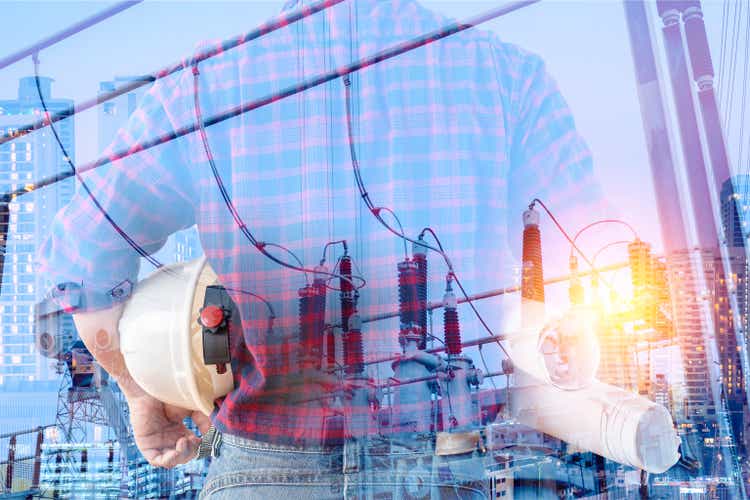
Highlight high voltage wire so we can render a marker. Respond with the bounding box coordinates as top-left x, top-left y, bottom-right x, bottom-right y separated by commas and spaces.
0, 0, 540, 204
0, 0, 350, 301
0, 1, 143, 71
0, 0, 348, 147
